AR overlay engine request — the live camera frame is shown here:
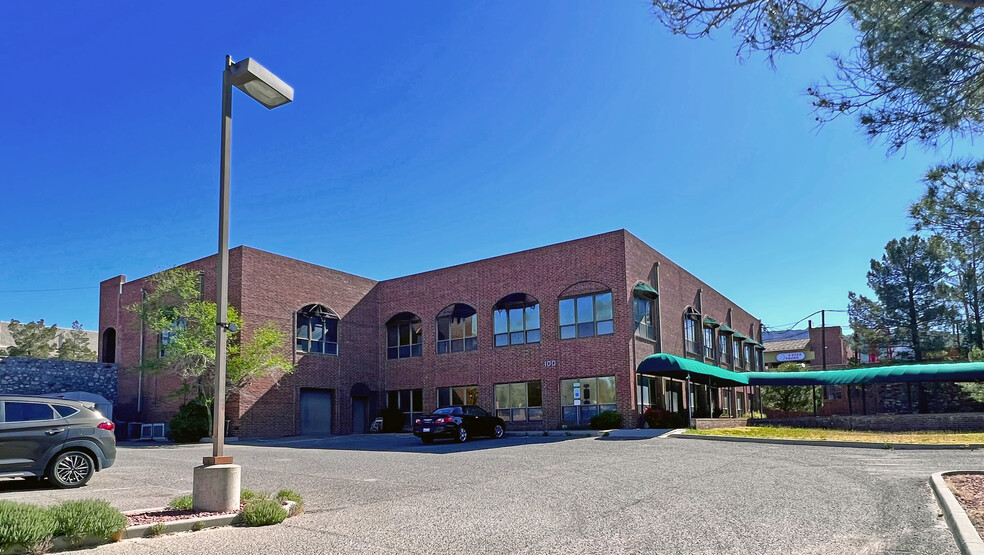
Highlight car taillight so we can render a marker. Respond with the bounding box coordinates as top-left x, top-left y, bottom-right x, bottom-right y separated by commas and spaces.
97, 421, 115, 431
437, 417, 453, 424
